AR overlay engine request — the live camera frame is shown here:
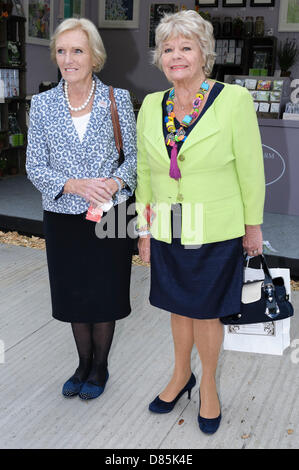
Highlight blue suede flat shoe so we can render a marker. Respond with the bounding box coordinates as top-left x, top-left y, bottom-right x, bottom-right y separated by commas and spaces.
149, 373, 196, 414
79, 371, 109, 400
198, 390, 221, 435
62, 376, 84, 398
